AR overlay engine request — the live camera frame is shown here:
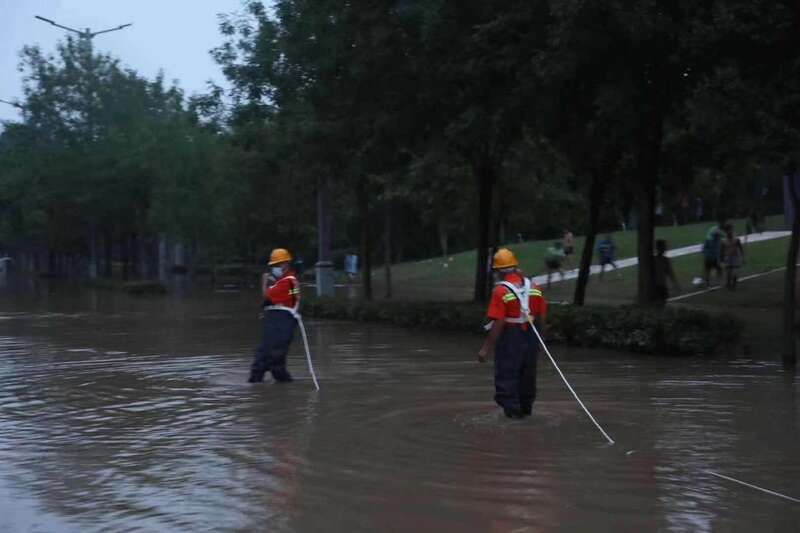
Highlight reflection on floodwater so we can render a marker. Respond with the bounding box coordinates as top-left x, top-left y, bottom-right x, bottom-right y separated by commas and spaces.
0, 287, 798, 531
